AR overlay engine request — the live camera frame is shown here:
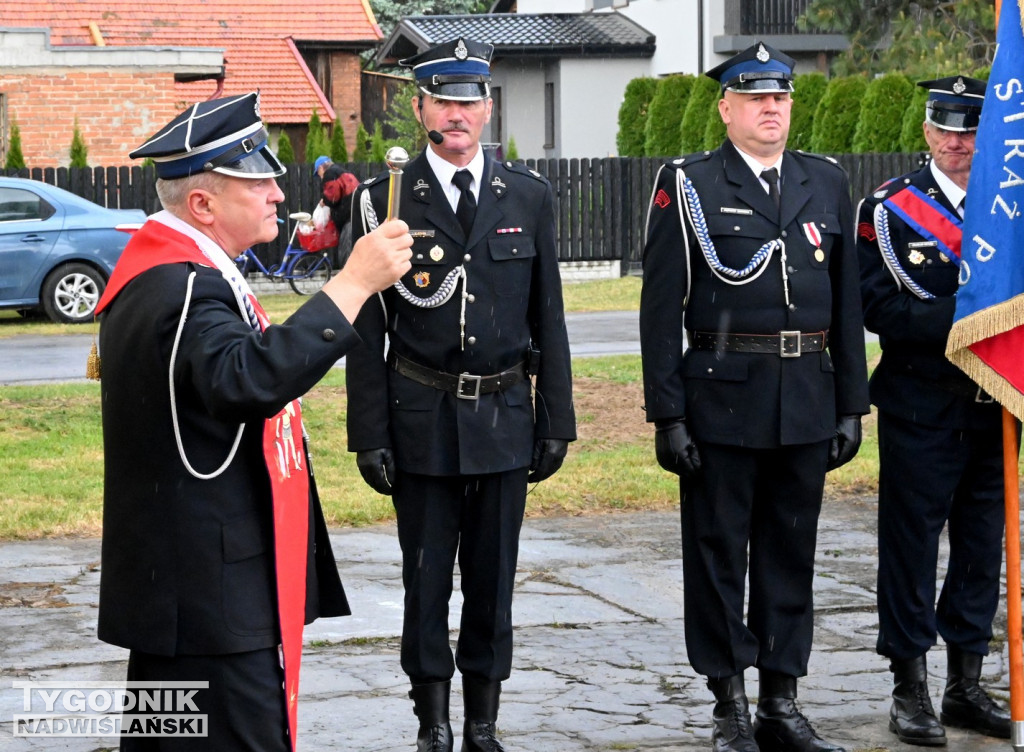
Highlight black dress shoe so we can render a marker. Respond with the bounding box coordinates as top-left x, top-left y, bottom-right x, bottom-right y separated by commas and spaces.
462, 720, 505, 752
410, 681, 455, 752
941, 646, 1011, 739
754, 697, 845, 752
461, 676, 505, 752
753, 671, 845, 752
707, 675, 759, 752
889, 657, 946, 746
